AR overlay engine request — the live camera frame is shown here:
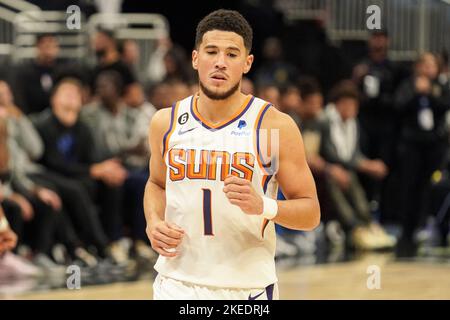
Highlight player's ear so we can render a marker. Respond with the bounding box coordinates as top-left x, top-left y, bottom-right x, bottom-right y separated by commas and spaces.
192, 50, 199, 70
243, 54, 254, 74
